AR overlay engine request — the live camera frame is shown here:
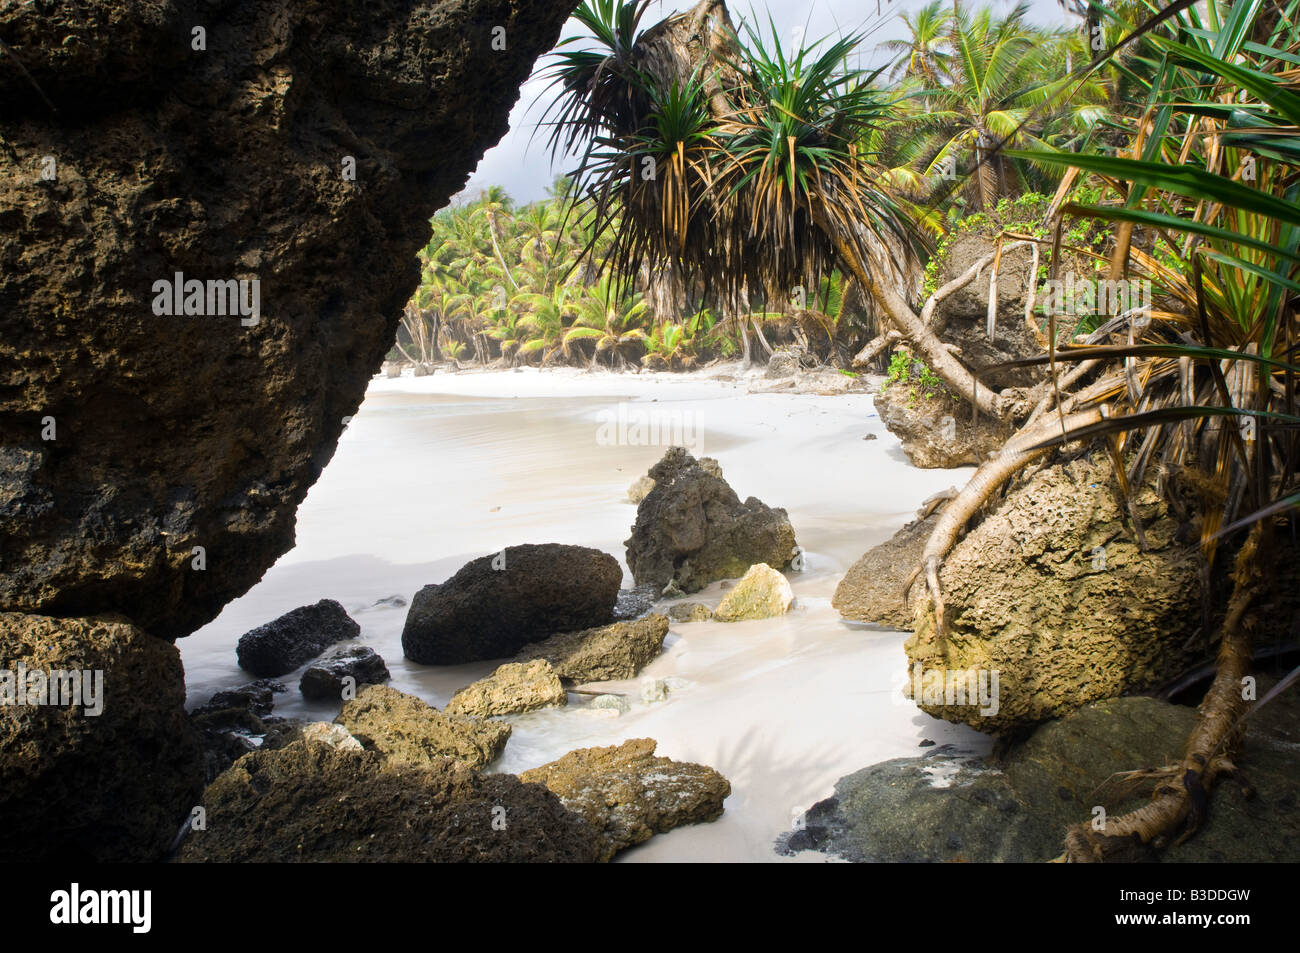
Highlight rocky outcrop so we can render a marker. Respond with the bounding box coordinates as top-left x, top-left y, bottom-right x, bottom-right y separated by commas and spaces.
517, 614, 670, 683
0, 0, 577, 638
235, 599, 360, 677
263, 720, 363, 752
874, 383, 1011, 468
0, 613, 204, 862
175, 740, 599, 862
445, 660, 567, 718
402, 544, 623, 664
520, 738, 731, 861
905, 455, 1203, 732
336, 684, 510, 769
832, 514, 938, 629
781, 693, 1300, 862
713, 563, 793, 621
299, 645, 390, 701
190, 678, 286, 782
626, 448, 797, 593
